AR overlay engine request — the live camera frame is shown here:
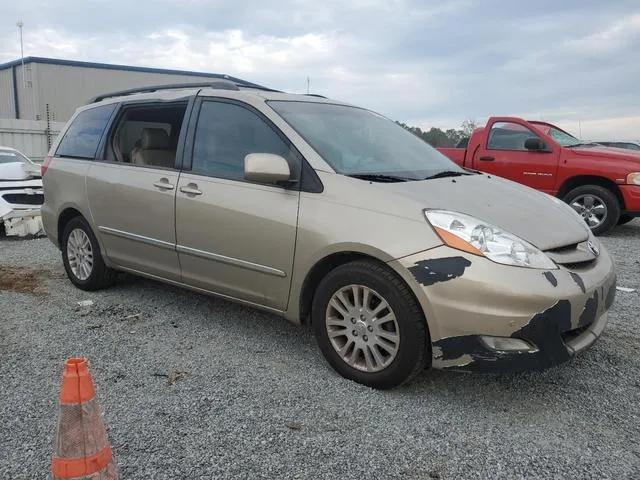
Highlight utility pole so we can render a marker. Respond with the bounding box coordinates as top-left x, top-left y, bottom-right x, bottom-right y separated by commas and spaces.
579, 120, 582, 138
306, 76, 310, 94
17, 21, 25, 88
